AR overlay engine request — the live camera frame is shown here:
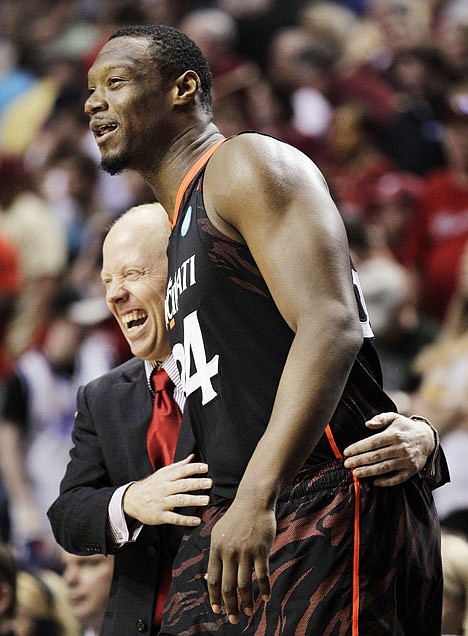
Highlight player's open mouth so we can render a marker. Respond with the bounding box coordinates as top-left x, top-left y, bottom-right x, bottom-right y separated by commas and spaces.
122, 310, 148, 331
93, 123, 118, 142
